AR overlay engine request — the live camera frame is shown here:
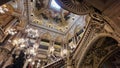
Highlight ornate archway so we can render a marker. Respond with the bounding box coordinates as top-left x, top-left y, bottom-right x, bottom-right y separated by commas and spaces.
72, 12, 120, 68
80, 36, 119, 68
100, 50, 120, 68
